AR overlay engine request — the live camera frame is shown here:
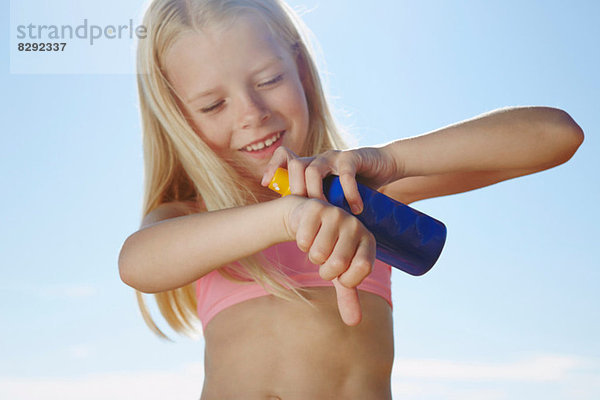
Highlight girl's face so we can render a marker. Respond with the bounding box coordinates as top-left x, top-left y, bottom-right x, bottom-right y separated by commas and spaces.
165, 14, 310, 178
